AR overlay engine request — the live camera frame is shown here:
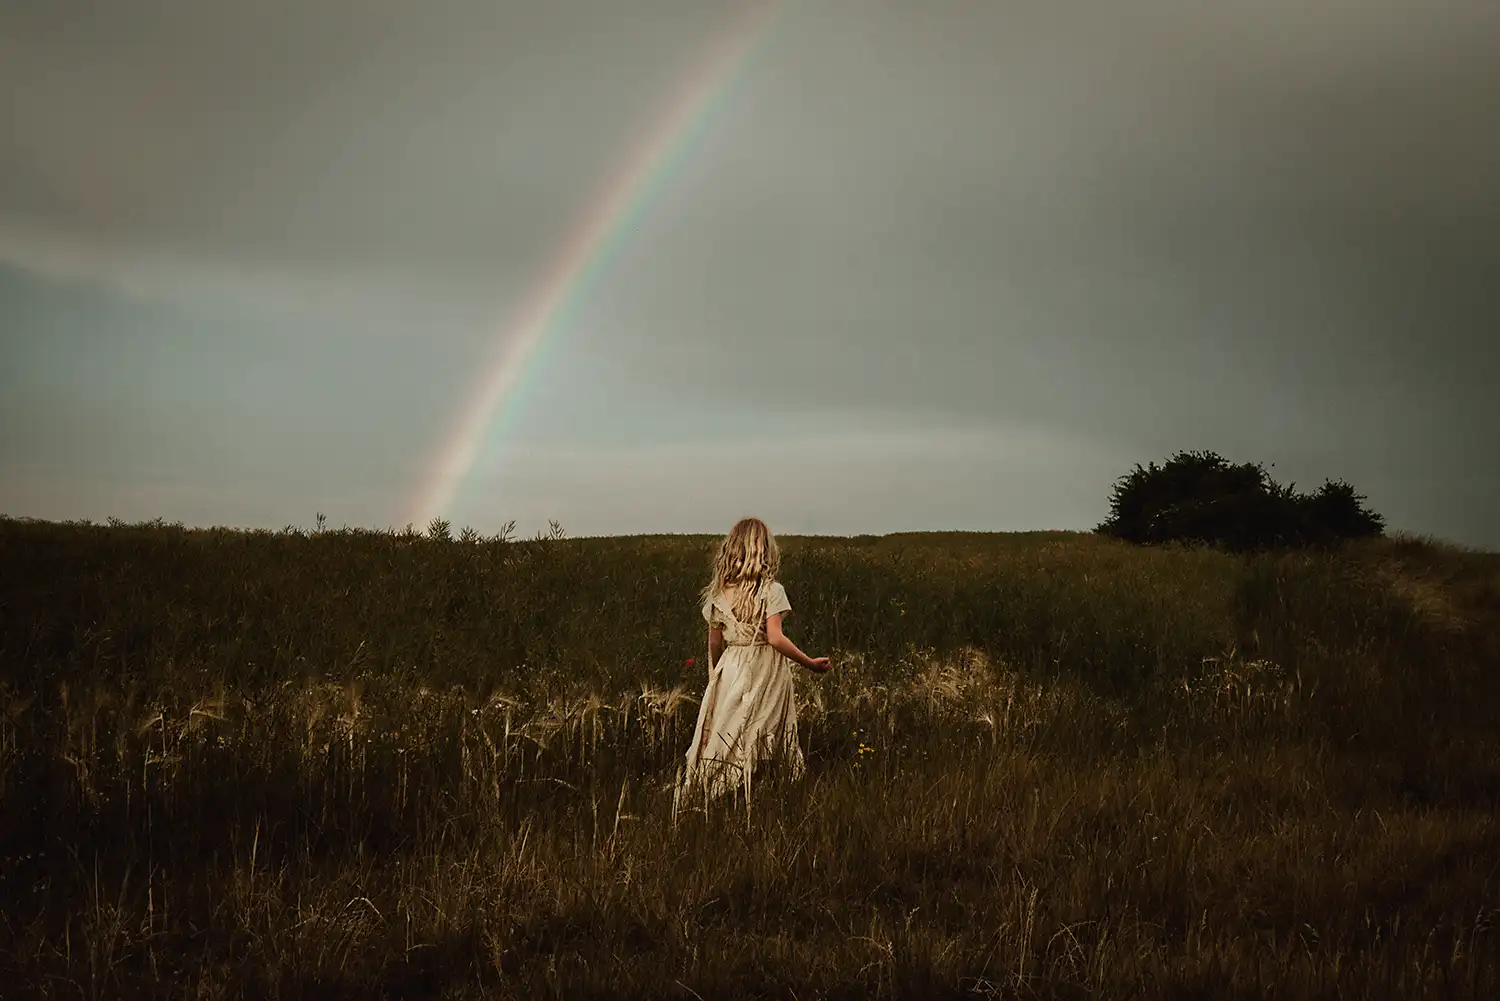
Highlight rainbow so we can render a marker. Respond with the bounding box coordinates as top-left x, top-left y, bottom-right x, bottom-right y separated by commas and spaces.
406, 0, 786, 528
